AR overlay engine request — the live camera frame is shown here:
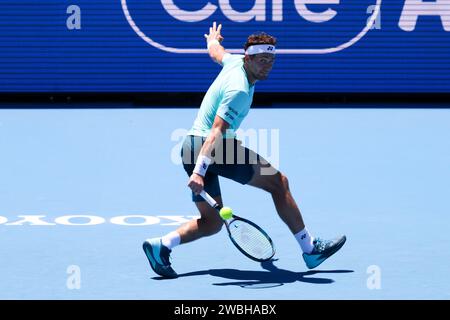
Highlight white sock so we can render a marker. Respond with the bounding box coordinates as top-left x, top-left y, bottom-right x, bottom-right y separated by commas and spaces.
161, 231, 181, 250
295, 228, 314, 254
